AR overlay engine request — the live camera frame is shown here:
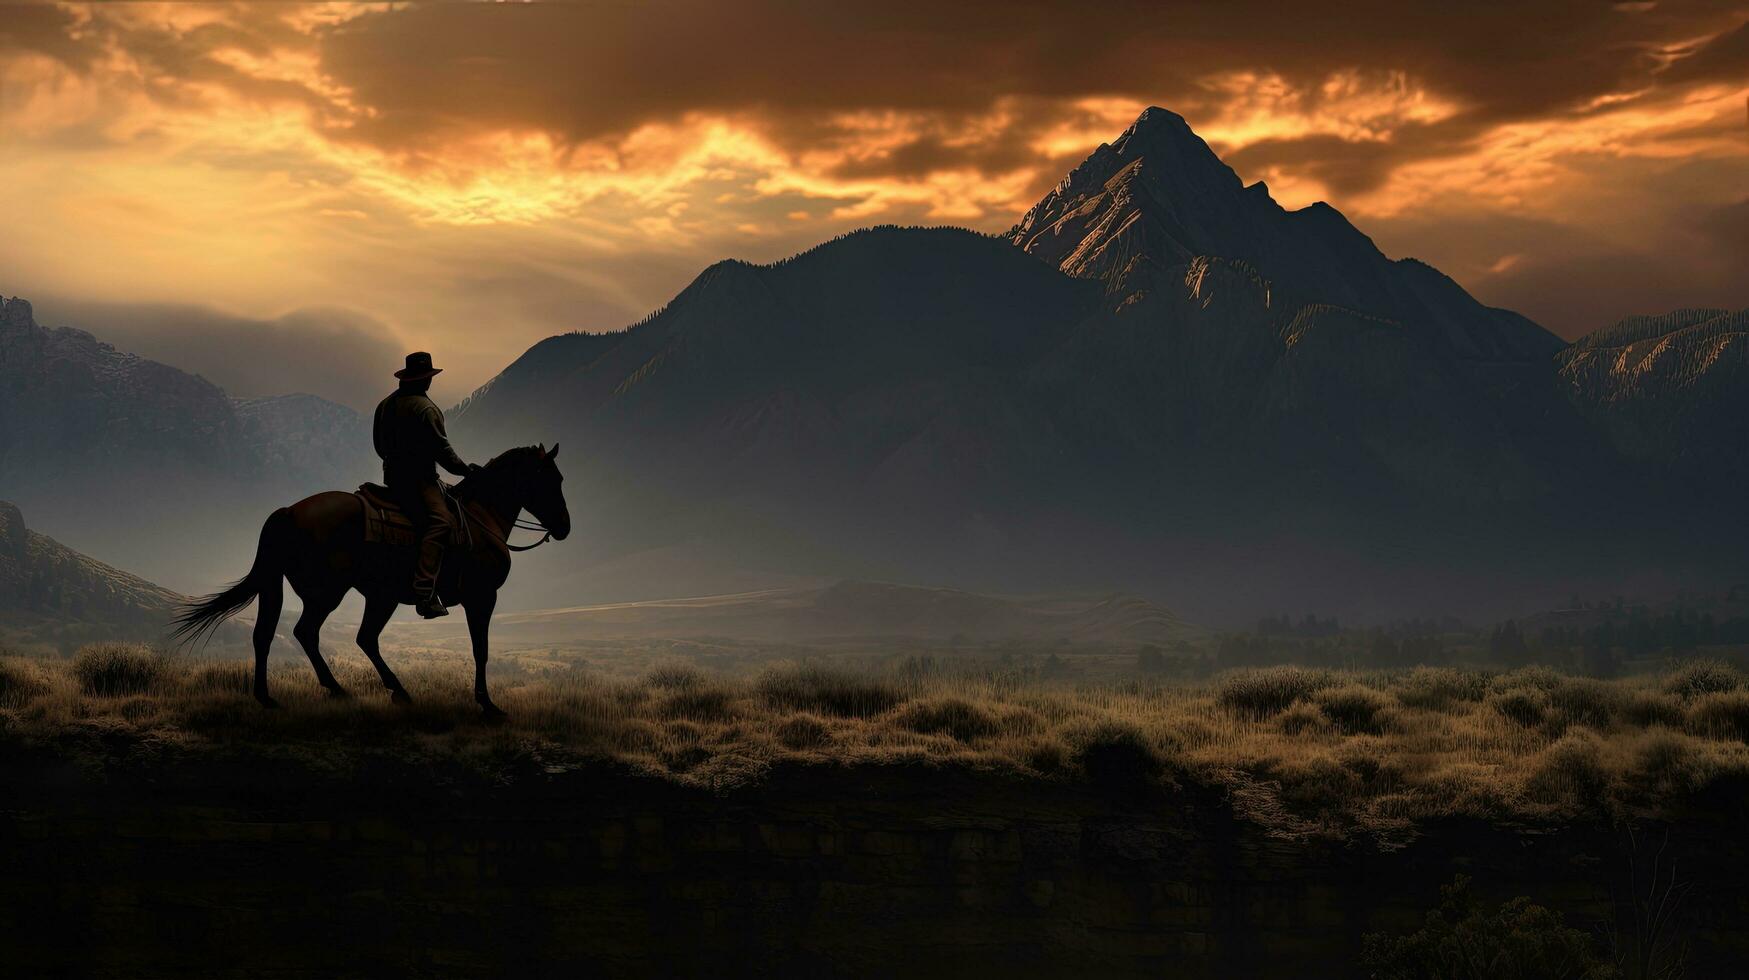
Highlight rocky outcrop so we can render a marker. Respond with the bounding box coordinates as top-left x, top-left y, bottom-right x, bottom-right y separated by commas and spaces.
2, 751, 1745, 978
